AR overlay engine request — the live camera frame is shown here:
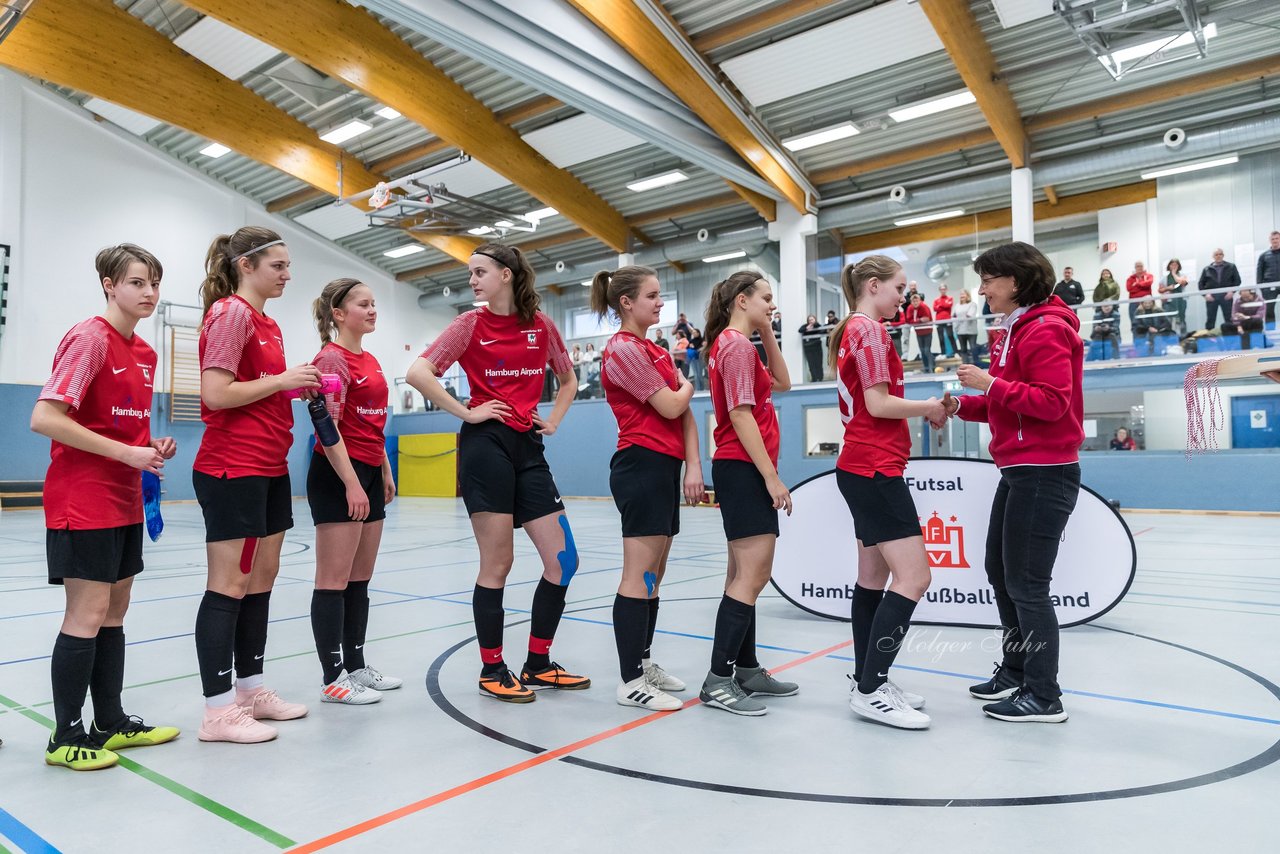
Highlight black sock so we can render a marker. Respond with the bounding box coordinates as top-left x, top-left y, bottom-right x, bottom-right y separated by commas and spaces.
473, 584, 506, 676
709, 595, 754, 678
850, 584, 885, 682
643, 597, 660, 660
857, 591, 917, 694
310, 589, 345, 685
195, 590, 241, 698
89, 625, 126, 730
342, 580, 371, 673
234, 591, 271, 680
50, 632, 96, 744
612, 594, 649, 682
736, 611, 760, 669
526, 577, 567, 671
